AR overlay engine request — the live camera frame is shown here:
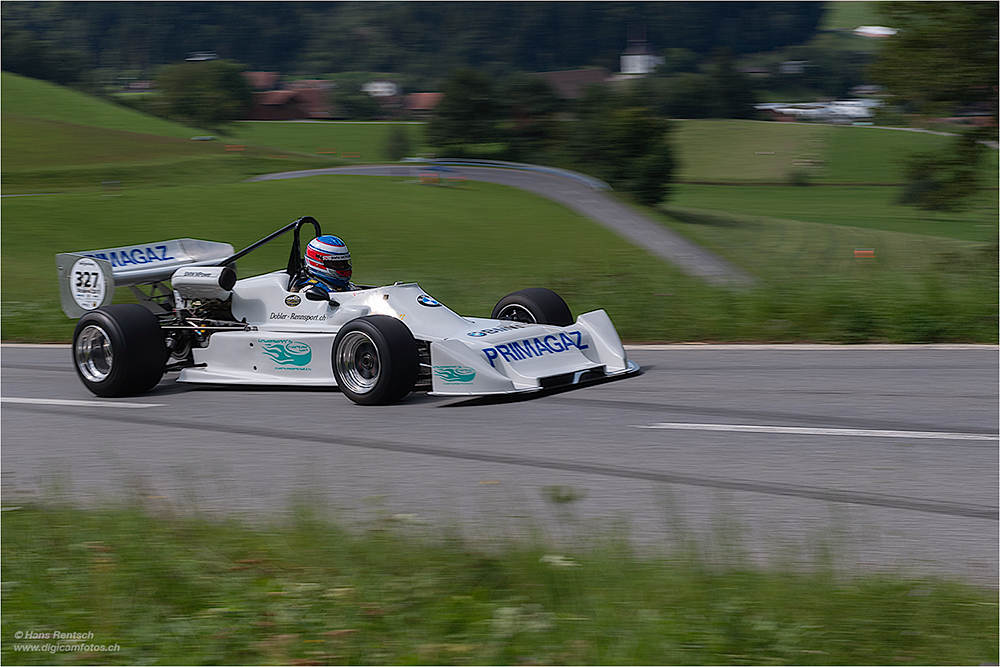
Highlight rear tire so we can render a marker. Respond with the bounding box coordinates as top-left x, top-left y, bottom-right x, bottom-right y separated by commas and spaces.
72, 304, 168, 397
332, 315, 419, 405
491, 287, 573, 326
